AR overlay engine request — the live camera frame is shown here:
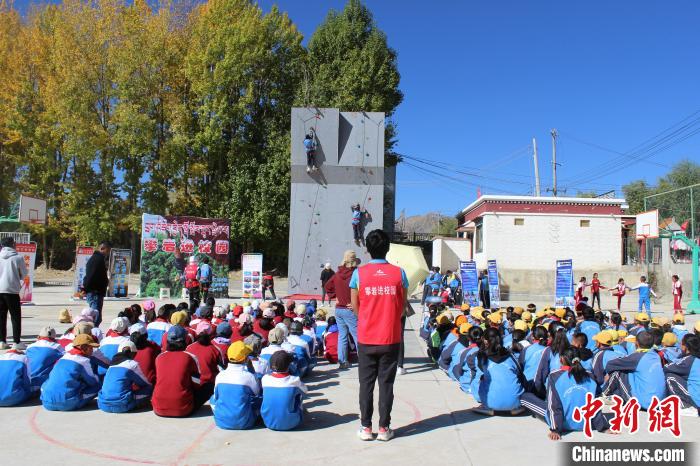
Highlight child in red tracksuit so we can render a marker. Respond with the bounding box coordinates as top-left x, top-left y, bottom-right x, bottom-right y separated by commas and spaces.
130, 324, 160, 385
323, 317, 339, 364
